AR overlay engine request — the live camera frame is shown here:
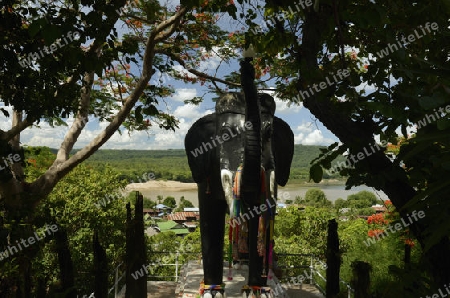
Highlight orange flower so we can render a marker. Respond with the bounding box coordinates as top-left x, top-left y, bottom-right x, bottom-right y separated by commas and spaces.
132, 20, 142, 28
367, 213, 388, 225
404, 238, 415, 247
368, 229, 384, 238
